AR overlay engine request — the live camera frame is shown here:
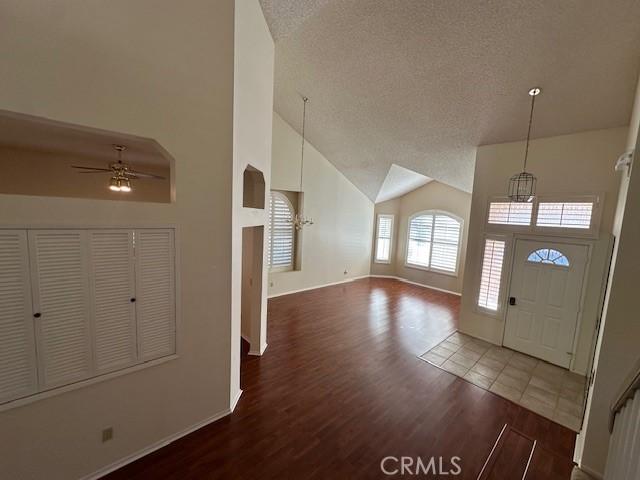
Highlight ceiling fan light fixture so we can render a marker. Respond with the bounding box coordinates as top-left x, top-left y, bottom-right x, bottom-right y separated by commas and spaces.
109, 176, 121, 192
119, 177, 132, 193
